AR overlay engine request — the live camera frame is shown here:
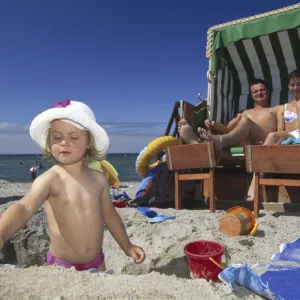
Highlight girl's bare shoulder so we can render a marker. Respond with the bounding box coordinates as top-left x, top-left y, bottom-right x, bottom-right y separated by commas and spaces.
37, 166, 59, 182
86, 166, 107, 182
